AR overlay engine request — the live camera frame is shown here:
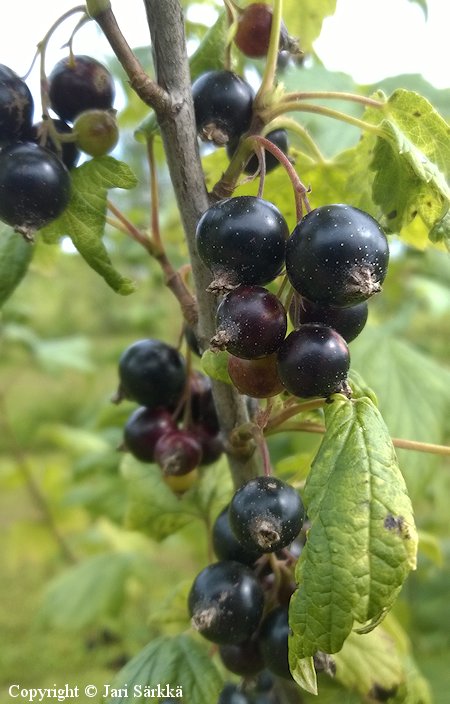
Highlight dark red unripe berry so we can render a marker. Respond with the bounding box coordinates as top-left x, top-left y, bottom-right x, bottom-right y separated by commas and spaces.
226, 128, 288, 174
0, 142, 71, 234
258, 606, 292, 680
189, 425, 223, 466
234, 3, 289, 58
227, 354, 284, 399
289, 296, 368, 343
196, 196, 288, 288
229, 476, 305, 553
192, 70, 254, 146
214, 285, 287, 359
277, 323, 350, 398
154, 429, 202, 476
0, 64, 34, 144
188, 561, 264, 645
48, 55, 115, 123
123, 407, 176, 463
118, 339, 186, 410
285, 204, 389, 307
